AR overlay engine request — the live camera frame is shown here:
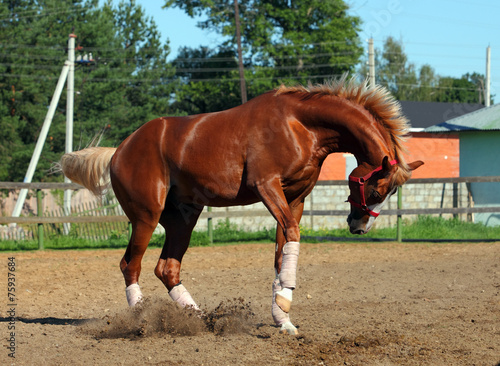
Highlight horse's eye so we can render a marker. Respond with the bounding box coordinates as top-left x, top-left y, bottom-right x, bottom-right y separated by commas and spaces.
371, 190, 381, 199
